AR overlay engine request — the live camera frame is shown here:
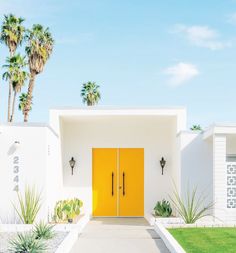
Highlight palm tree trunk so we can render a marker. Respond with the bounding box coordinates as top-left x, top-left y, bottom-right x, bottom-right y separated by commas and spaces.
24, 71, 36, 122
7, 50, 14, 122
10, 91, 17, 122
7, 81, 12, 122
